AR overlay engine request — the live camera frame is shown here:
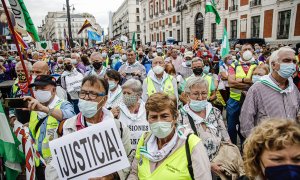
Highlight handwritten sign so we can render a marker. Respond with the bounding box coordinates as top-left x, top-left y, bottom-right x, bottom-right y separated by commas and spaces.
49, 120, 130, 180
